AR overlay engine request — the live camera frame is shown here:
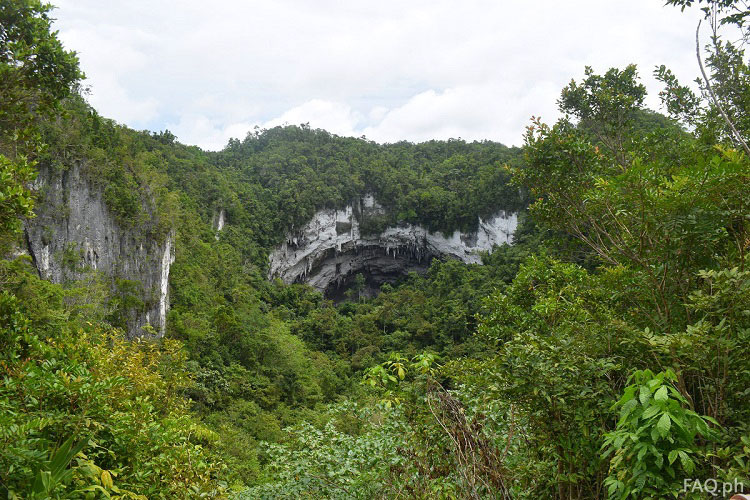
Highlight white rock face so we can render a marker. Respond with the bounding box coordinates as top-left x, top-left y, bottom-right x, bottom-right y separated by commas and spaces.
39, 245, 50, 275
269, 196, 518, 293
213, 208, 226, 237
24, 162, 174, 338
158, 232, 175, 335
